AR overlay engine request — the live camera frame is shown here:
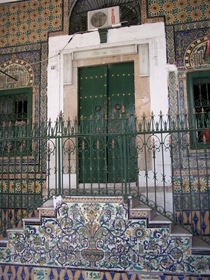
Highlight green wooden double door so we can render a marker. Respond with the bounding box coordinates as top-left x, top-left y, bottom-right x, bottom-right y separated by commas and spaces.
78, 62, 137, 183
